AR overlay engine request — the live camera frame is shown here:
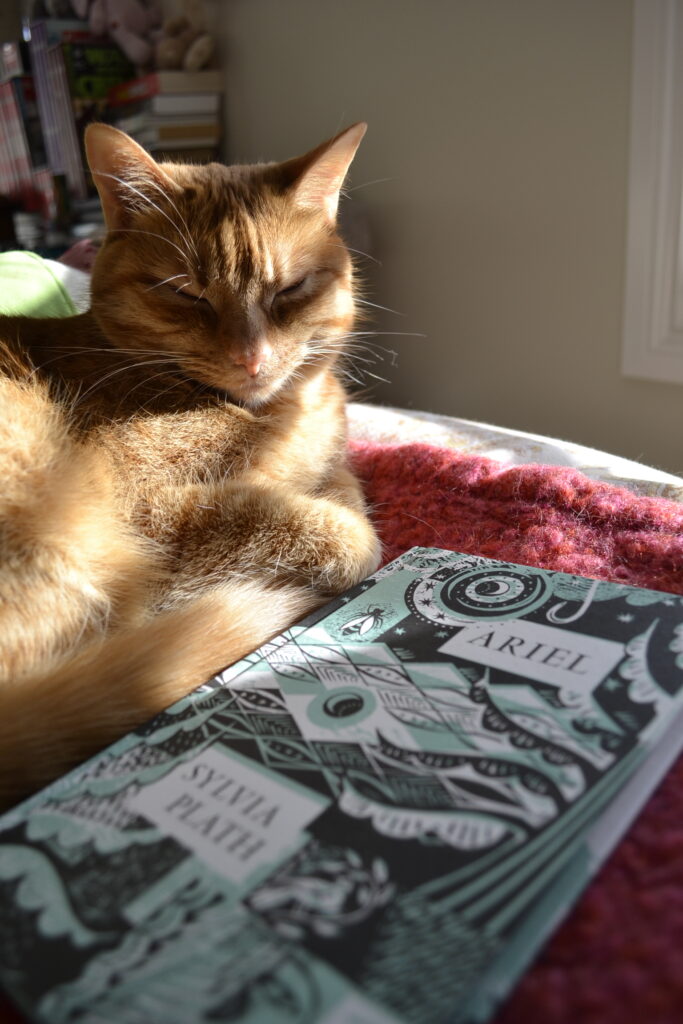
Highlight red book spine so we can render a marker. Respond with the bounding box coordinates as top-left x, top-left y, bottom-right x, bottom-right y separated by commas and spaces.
107, 72, 159, 106
0, 81, 22, 197
0, 92, 14, 197
6, 85, 33, 188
